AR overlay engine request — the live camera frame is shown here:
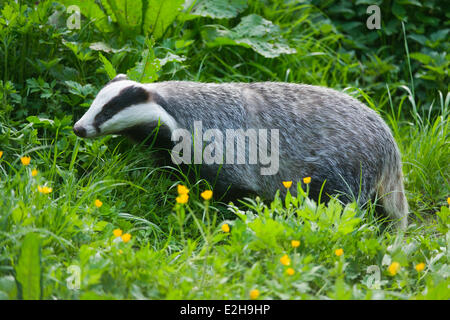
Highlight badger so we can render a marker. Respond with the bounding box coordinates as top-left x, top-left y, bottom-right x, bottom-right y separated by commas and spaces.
73, 74, 409, 229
